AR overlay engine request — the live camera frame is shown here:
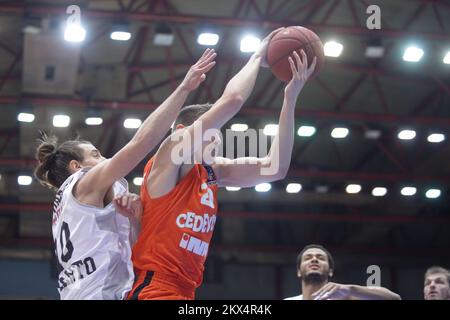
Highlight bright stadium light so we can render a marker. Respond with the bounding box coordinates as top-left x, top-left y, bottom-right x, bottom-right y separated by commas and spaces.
255, 183, 271, 192
403, 46, 424, 62
401, 186, 417, 196
123, 118, 142, 129
197, 32, 219, 46
297, 126, 316, 137
18, 175, 32, 186
18, 112, 35, 123
240, 35, 261, 53
263, 124, 278, 136
226, 186, 241, 191
231, 123, 248, 132
324, 41, 343, 57
64, 23, 86, 43
53, 115, 71, 128
372, 187, 387, 197
346, 184, 362, 194
133, 177, 143, 186
398, 129, 416, 140
427, 133, 445, 143
331, 127, 349, 139
425, 188, 441, 199
85, 117, 103, 126
286, 183, 302, 193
